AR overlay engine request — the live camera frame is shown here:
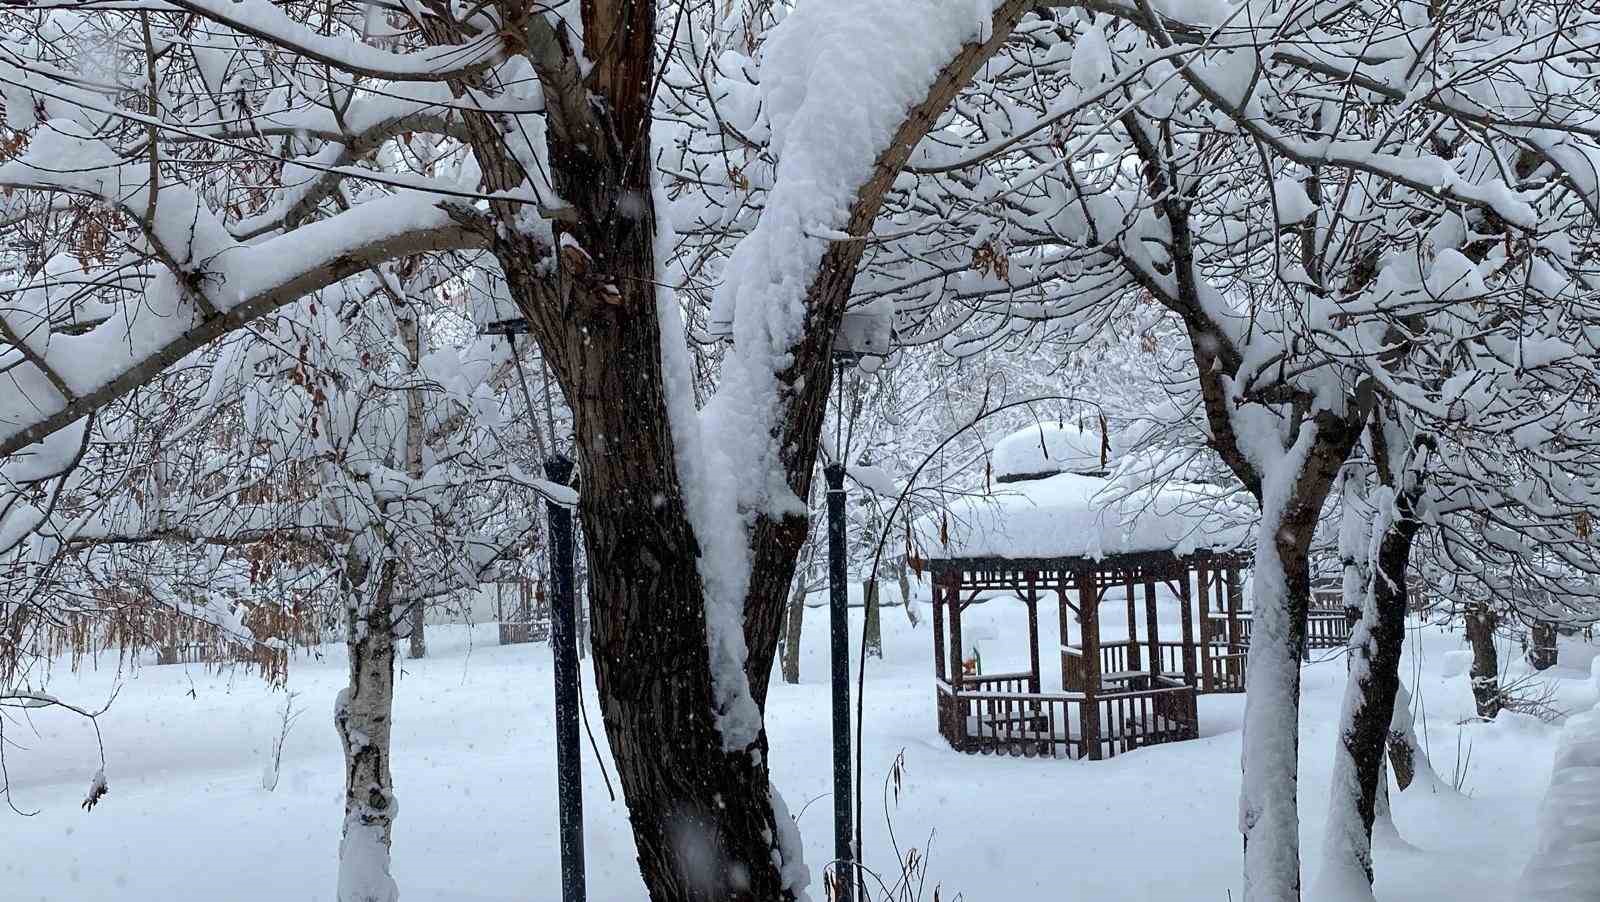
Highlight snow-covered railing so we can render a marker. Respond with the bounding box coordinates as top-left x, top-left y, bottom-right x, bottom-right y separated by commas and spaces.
935, 677, 1197, 760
